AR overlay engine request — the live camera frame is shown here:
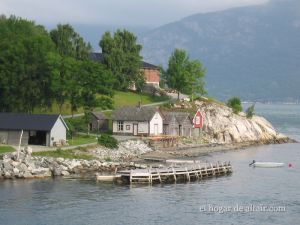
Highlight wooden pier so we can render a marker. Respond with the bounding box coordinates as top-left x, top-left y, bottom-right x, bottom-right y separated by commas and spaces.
114, 161, 232, 184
